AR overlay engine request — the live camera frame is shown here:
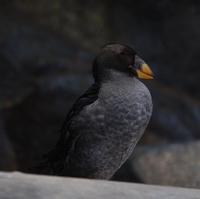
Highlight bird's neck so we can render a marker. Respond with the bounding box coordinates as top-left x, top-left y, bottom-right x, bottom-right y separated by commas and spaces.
98, 70, 147, 105
101, 69, 133, 84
